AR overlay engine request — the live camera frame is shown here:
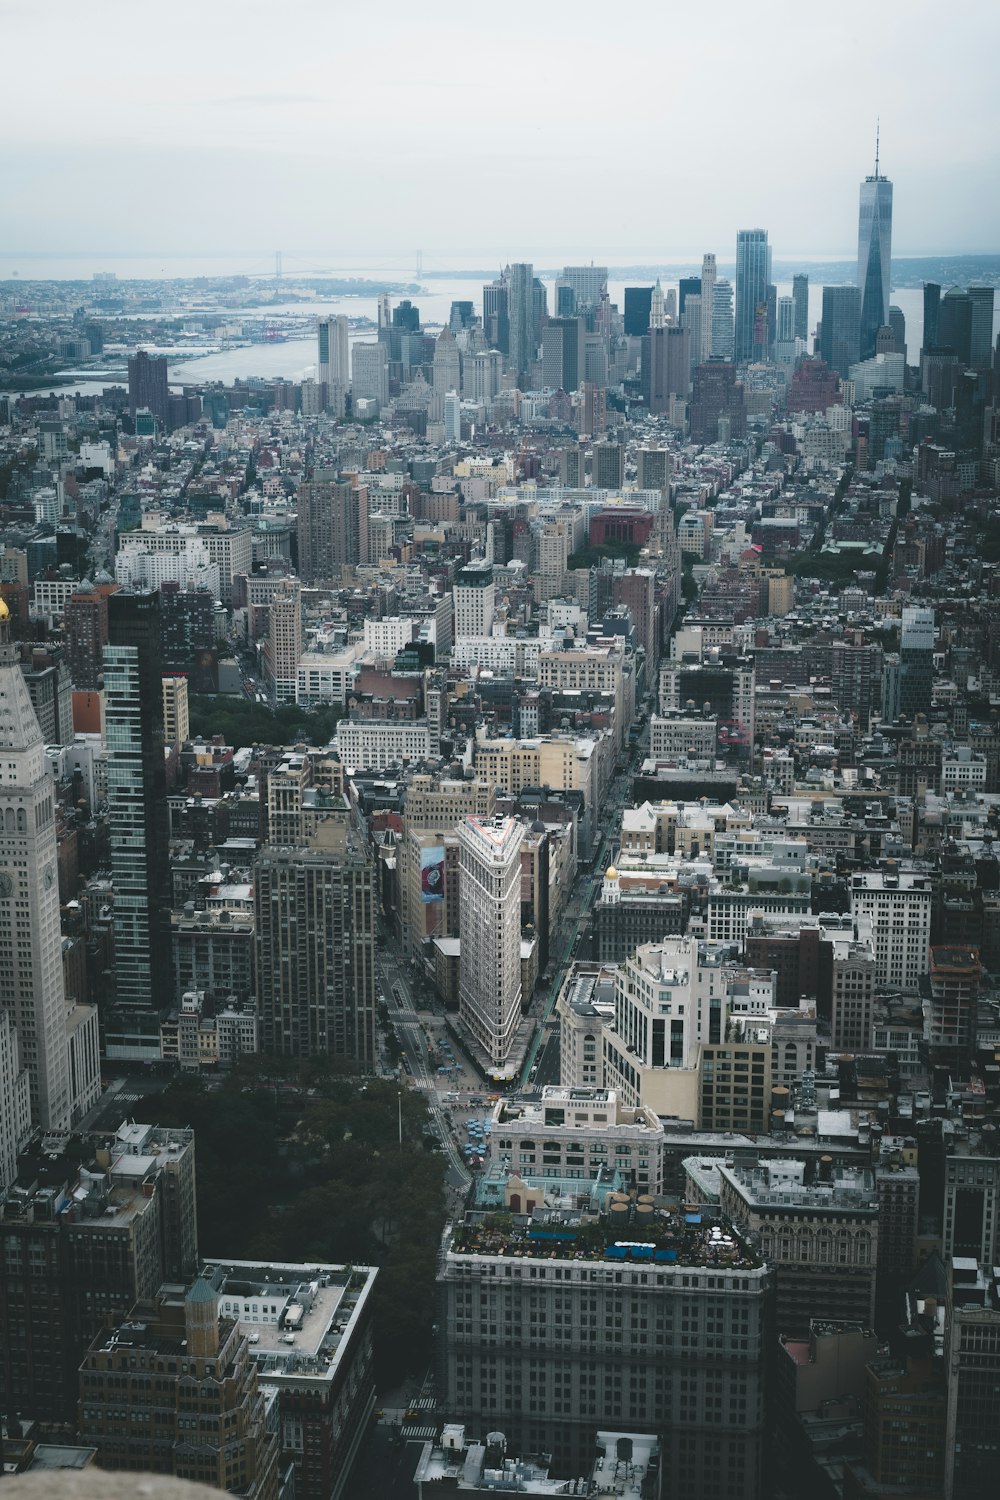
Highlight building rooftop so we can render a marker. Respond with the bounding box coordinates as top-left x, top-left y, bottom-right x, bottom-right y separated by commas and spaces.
559, 963, 617, 1019
413, 1428, 658, 1499
718, 1159, 878, 1215
414, 1431, 566, 1496
203, 1259, 378, 1384
495, 1087, 659, 1134
447, 1200, 760, 1271
2, 1124, 193, 1230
